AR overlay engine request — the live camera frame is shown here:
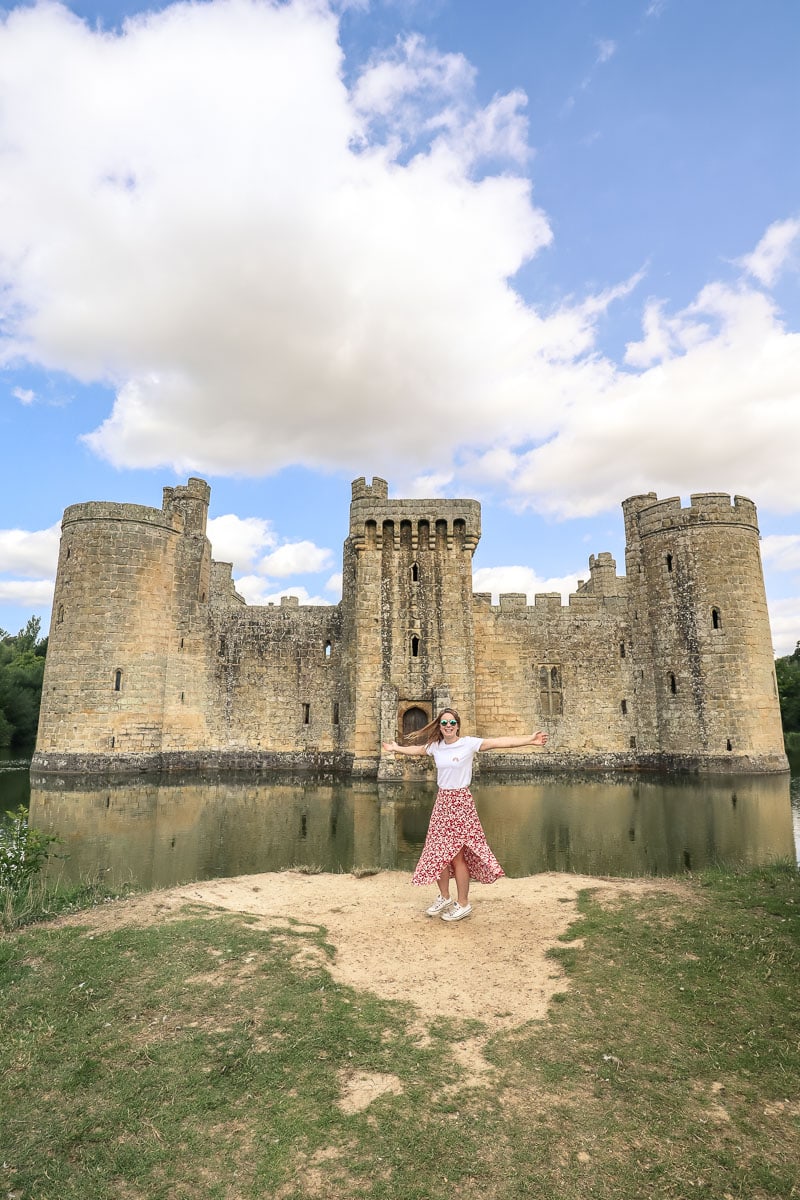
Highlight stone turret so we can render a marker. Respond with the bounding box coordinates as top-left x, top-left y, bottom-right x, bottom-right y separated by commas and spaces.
34, 482, 214, 771
623, 491, 785, 772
